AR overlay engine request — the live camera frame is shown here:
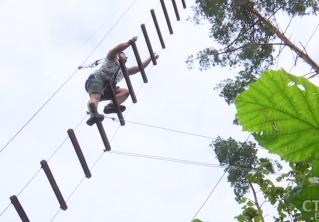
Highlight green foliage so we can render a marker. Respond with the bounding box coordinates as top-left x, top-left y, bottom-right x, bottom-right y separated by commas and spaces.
235, 206, 261, 222
236, 69, 319, 162
211, 137, 295, 221
215, 70, 257, 105
188, 0, 318, 104
236, 69, 319, 221
213, 137, 258, 201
